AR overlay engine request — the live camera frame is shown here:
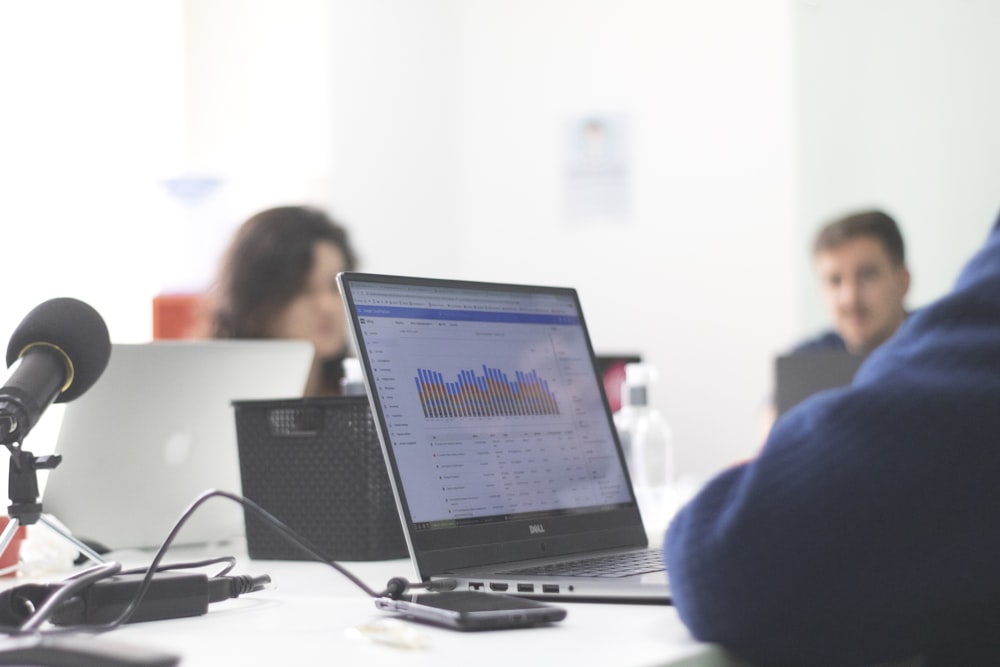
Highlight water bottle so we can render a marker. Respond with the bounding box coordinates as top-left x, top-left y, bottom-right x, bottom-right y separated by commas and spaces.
613, 378, 640, 475
614, 363, 674, 534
